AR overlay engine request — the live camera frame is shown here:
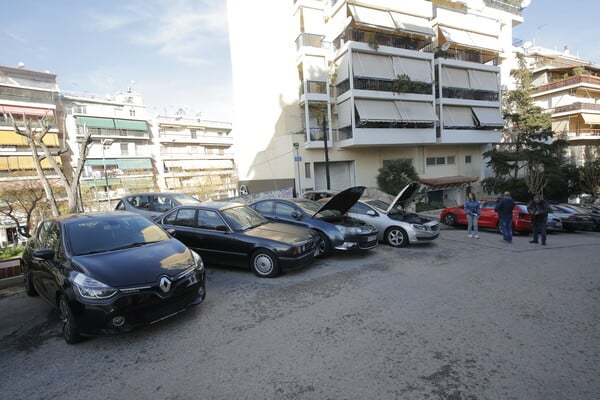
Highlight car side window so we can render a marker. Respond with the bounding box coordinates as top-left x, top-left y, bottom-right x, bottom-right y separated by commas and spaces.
115, 200, 126, 211
164, 208, 197, 227
482, 201, 496, 209
149, 195, 171, 212
47, 222, 64, 260
275, 202, 296, 217
128, 195, 150, 210
254, 200, 273, 213
349, 202, 372, 215
197, 210, 226, 230
36, 220, 52, 246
